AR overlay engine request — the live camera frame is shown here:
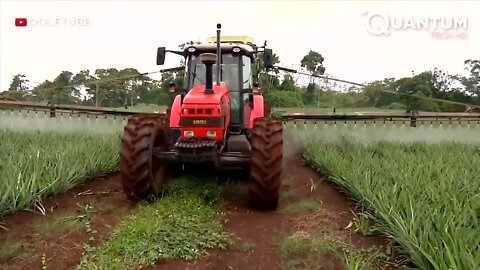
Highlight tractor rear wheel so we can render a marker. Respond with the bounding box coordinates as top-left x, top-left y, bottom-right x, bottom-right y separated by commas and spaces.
120, 115, 170, 200
248, 117, 283, 210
